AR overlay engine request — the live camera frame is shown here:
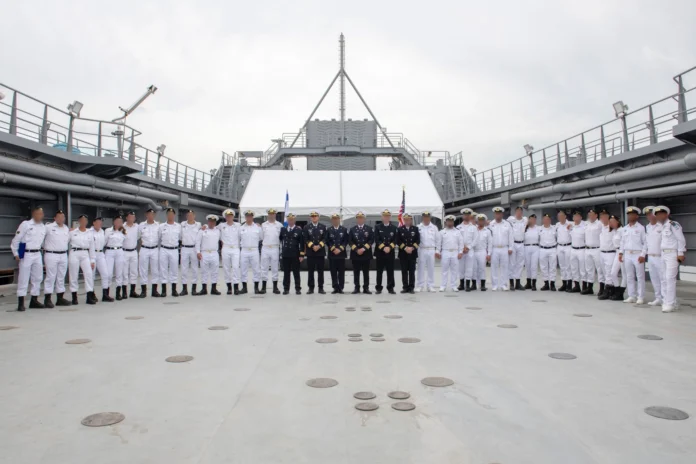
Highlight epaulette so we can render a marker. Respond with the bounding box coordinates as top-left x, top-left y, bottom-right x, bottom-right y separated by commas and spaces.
670, 221, 681, 229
